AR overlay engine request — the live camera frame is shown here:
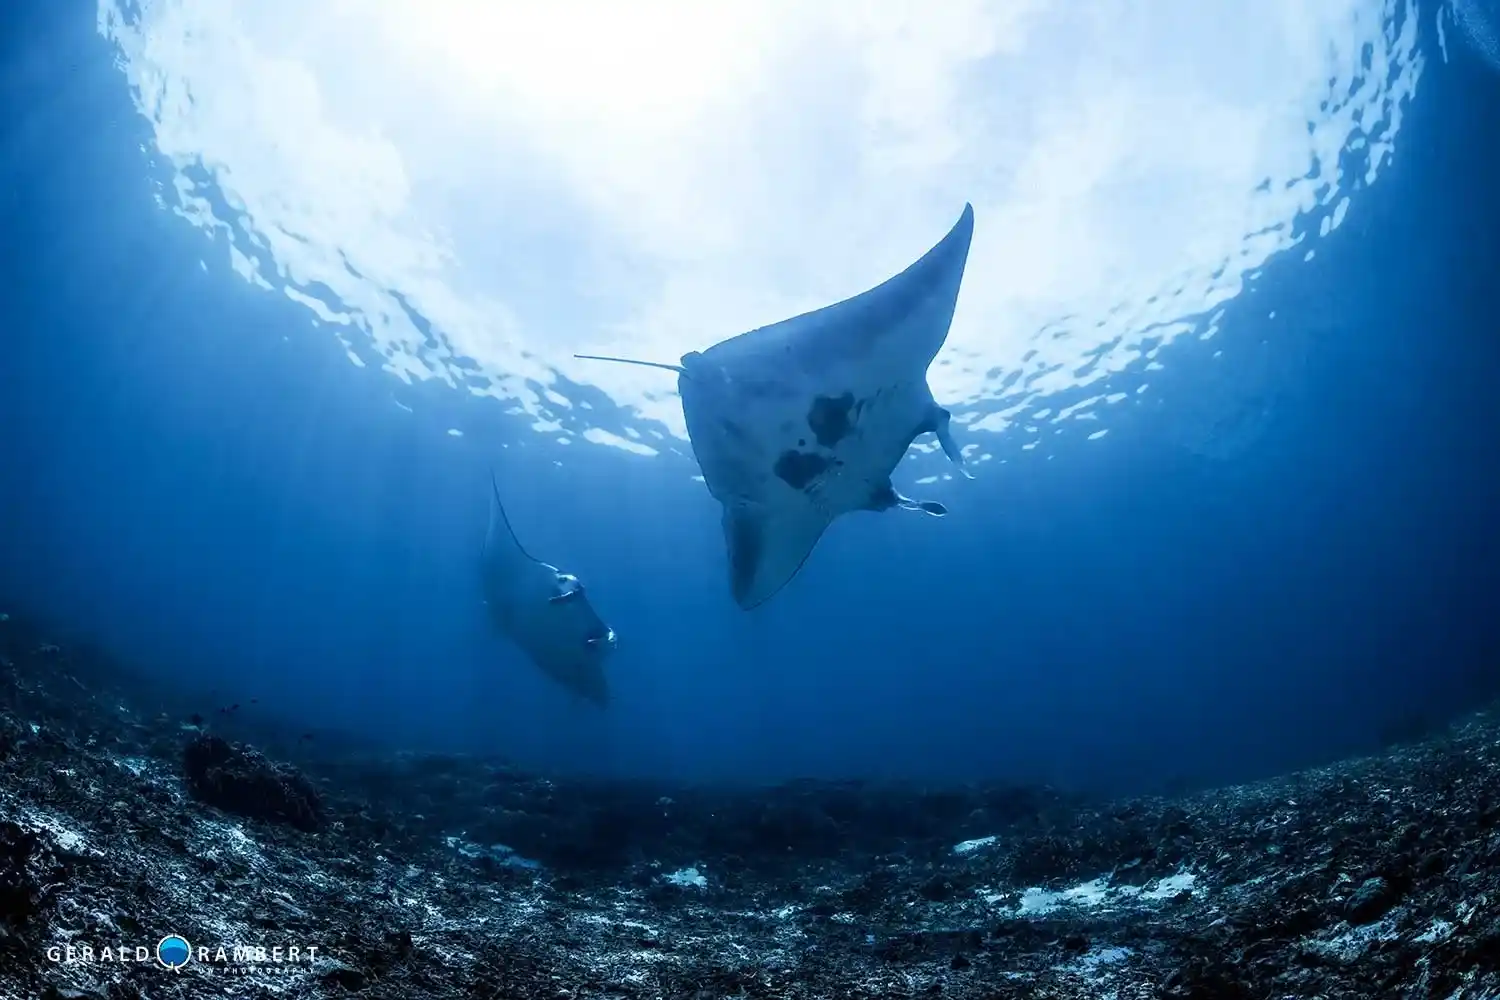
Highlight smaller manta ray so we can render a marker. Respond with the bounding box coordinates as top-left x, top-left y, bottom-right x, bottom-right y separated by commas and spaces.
577, 203, 976, 610
480, 470, 617, 705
